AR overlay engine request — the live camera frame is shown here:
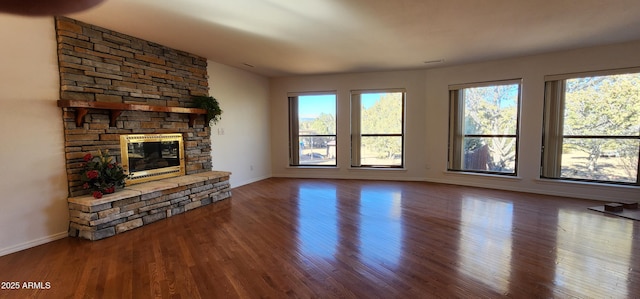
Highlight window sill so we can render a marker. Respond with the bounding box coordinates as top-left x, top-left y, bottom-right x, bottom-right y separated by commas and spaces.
443, 170, 522, 181
349, 167, 407, 171
286, 166, 340, 170
534, 178, 639, 190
